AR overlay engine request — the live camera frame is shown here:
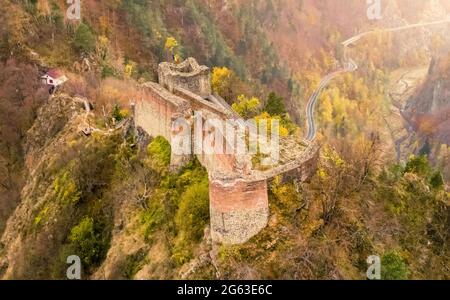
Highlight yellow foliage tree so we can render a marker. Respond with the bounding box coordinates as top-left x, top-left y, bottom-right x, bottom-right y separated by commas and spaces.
231, 95, 261, 119
210, 66, 247, 103
98, 35, 109, 48
99, 15, 110, 35
320, 94, 333, 126
165, 36, 178, 53
96, 35, 110, 61
254, 112, 289, 137
124, 61, 136, 79
211, 66, 232, 95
